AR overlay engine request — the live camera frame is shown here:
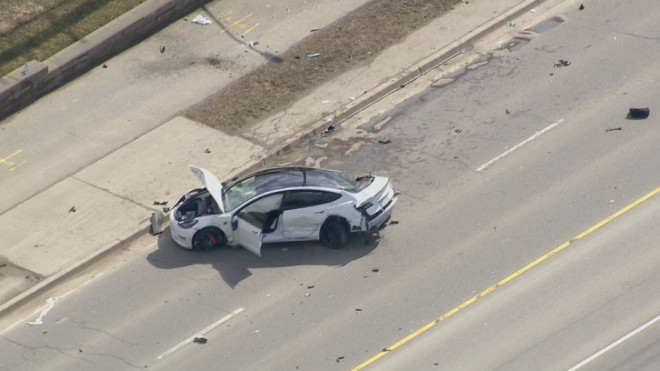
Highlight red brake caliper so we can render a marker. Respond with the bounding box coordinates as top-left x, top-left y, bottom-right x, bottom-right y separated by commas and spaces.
208, 234, 217, 246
